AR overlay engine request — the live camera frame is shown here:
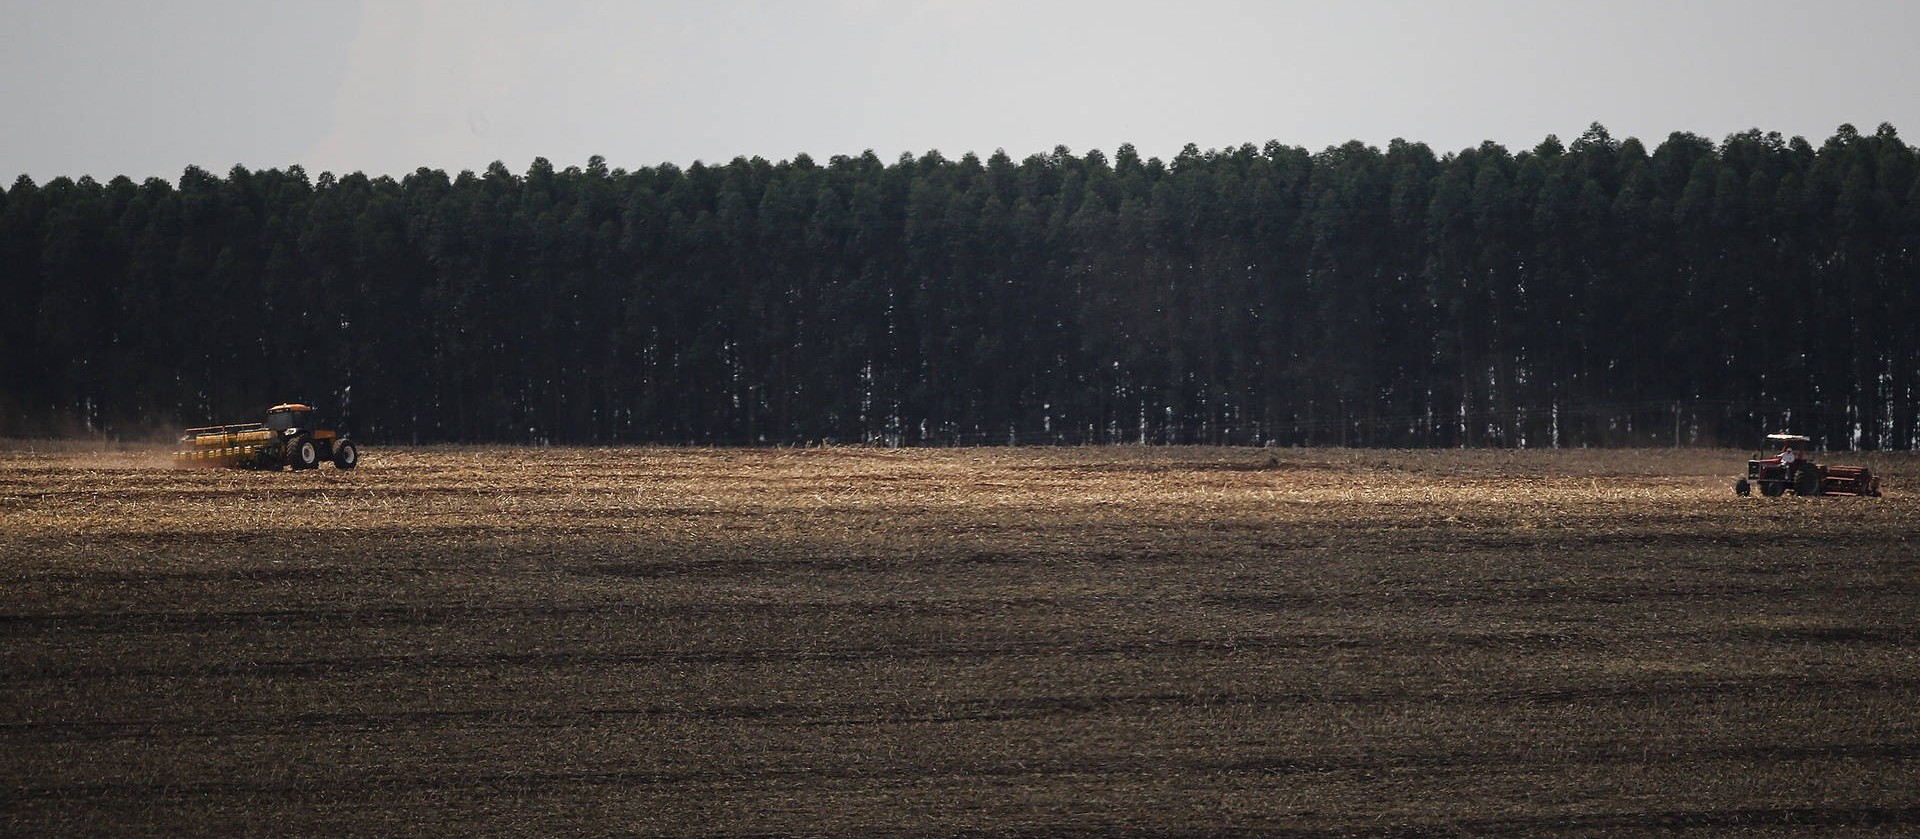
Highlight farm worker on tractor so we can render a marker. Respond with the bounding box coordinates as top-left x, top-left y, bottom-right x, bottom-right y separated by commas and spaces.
1779, 443, 1800, 479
